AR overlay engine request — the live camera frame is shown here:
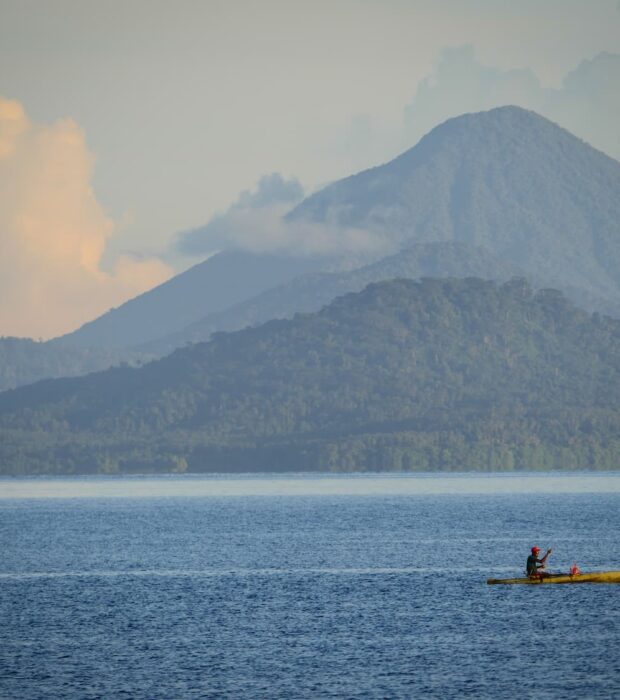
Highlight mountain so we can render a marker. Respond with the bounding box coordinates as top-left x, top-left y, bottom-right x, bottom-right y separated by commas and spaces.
5, 106, 620, 389
1, 278, 619, 475
140, 241, 525, 354
60, 106, 620, 354
289, 106, 620, 308
56, 251, 338, 349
